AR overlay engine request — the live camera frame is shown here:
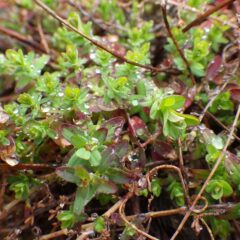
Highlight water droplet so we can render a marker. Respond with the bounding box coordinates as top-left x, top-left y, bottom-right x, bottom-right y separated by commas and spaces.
90, 53, 95, 59
91, 213, 98, 218
132, 100, 138, 106
84, 104, 89, 109
5, 157, 19, 166
205, 28, 210, 33
138, 178, 146, 188
41, 107, 50, 113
